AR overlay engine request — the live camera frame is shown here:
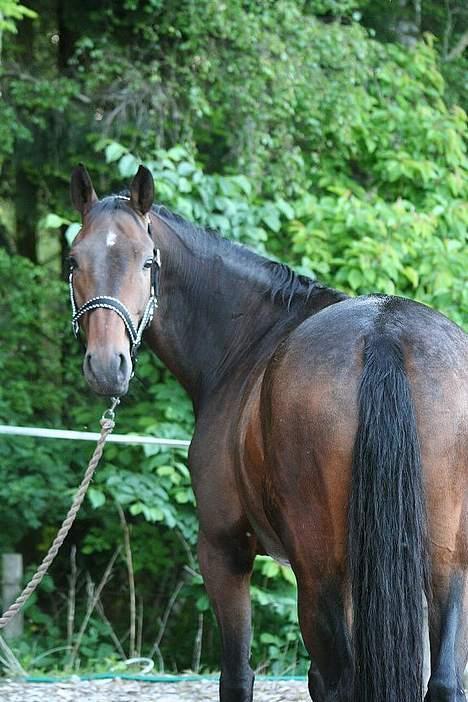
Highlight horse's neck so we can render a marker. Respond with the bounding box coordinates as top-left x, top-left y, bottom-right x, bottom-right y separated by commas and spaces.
148, 213, 341, 407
